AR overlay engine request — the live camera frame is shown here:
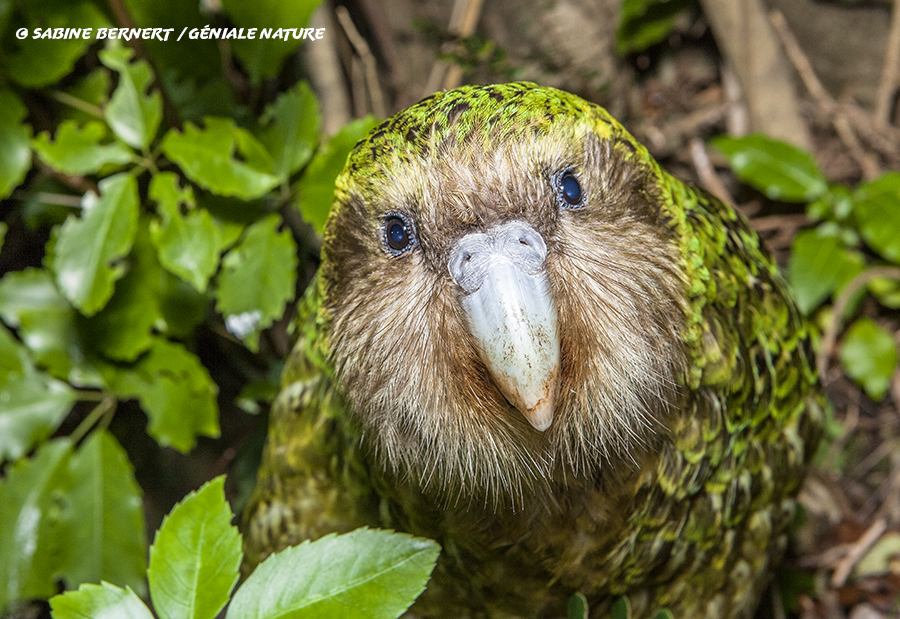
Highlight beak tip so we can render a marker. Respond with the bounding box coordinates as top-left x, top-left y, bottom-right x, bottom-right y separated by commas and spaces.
523, 396, 555, 432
